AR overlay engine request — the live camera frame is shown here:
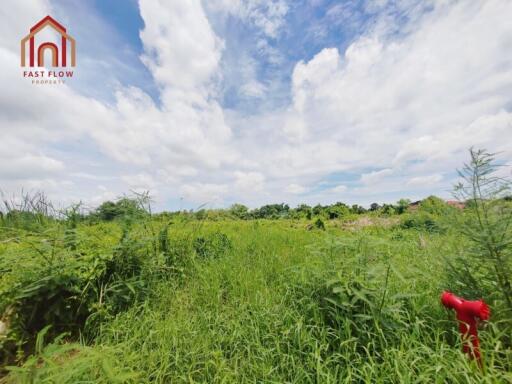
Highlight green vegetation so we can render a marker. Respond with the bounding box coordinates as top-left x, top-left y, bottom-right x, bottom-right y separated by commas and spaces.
1, 150, 511, 383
